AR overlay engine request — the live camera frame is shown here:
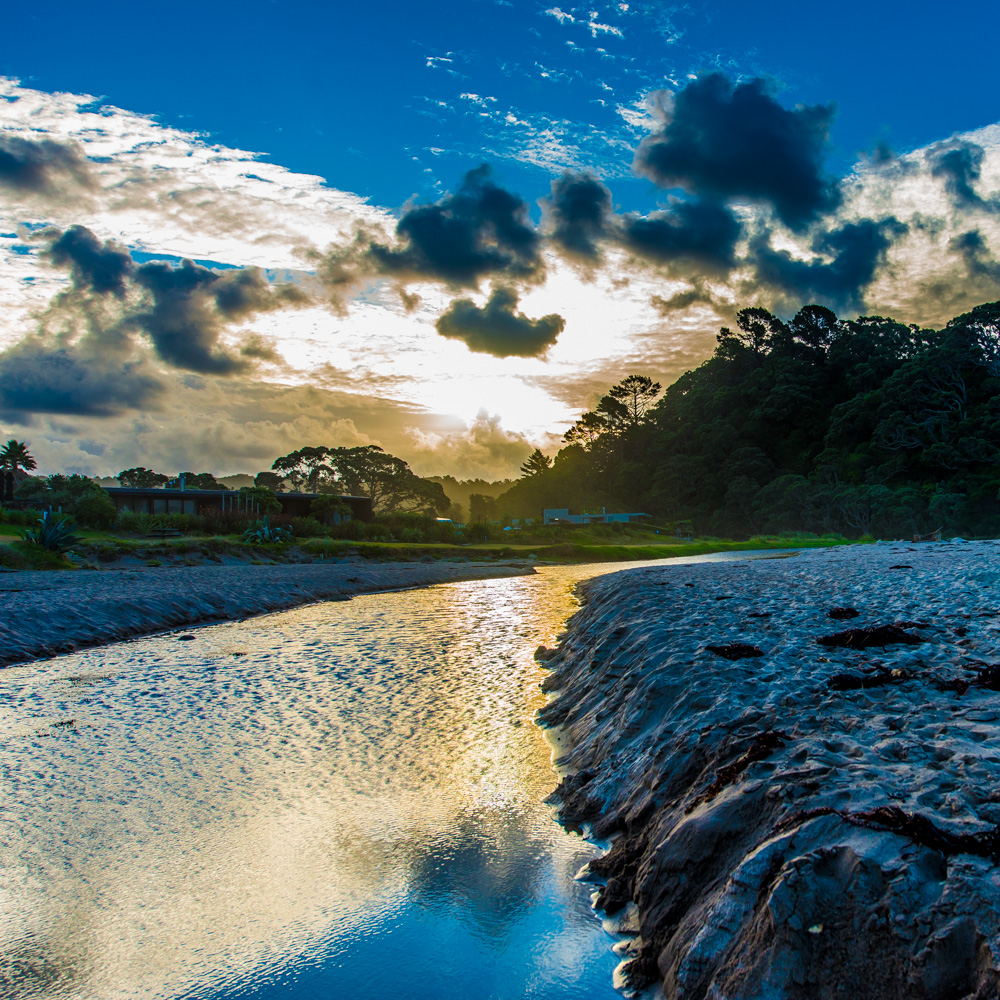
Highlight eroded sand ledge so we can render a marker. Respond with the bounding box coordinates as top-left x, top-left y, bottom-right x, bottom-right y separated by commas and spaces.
0, 561, 531, 667
538, 542, 1000, 1000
